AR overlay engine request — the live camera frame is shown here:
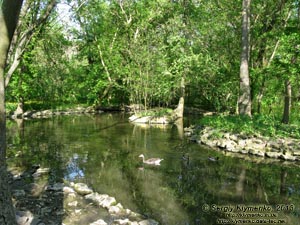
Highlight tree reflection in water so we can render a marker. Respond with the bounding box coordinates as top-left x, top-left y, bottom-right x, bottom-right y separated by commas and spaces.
5, 114, 300, 225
